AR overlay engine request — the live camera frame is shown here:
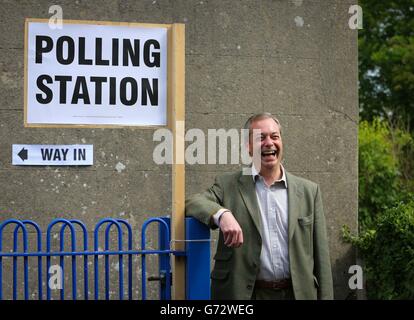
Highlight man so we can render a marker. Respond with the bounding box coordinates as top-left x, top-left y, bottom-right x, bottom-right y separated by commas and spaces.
185, 113, 333, 300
